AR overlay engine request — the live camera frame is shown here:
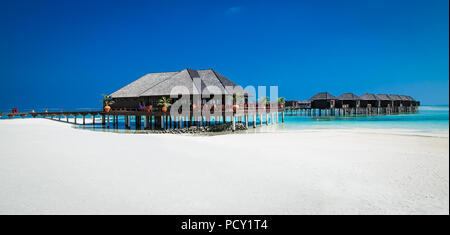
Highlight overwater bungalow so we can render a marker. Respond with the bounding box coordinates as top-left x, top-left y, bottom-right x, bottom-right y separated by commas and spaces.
103, 68, 262, 130
309, 92, 336, 109
335, 93, 360, 115
399, 95, 411, 112
359, 93, 381, 114
407, 96, 419, 106
309, 92, 336, 116
375, 94, 392, 106
336, 93, 360, 108
388, 94, 403, 112
376, 94, 395, 114
109, 68, 249, 111
400, 95, 420, 112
